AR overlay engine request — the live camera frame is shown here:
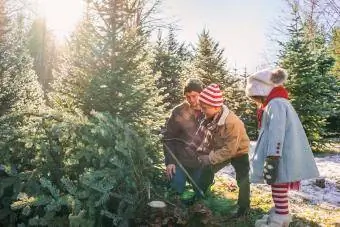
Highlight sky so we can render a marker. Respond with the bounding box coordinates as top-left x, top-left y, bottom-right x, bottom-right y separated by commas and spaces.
34, 0, 84, 40
160, 0, 288, 72
35, 0, 288, 73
